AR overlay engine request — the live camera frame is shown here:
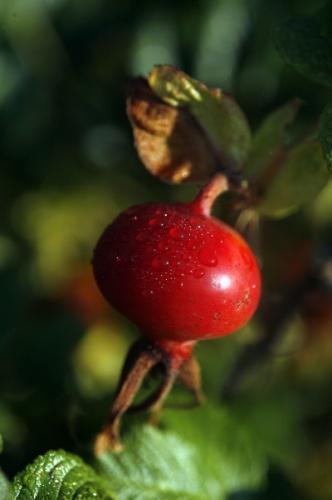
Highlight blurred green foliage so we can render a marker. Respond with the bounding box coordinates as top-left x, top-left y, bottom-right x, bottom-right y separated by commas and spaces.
1, 0, 332, 498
